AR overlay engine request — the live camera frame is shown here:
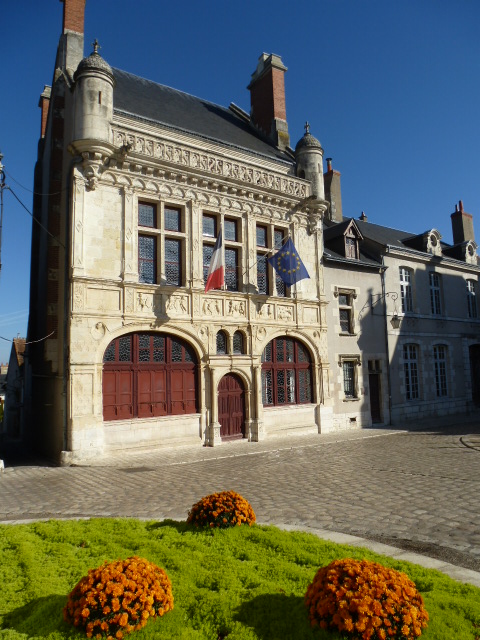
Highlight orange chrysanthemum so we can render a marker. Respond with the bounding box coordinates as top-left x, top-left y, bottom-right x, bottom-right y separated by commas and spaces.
187, 490, 256, 529
63, 556, 173, 638
305, 558, 428, 640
